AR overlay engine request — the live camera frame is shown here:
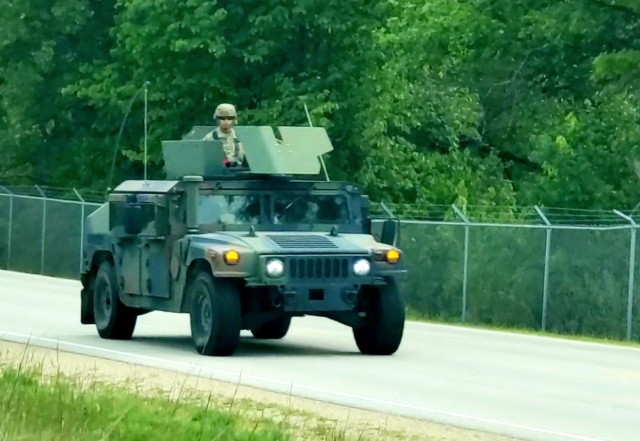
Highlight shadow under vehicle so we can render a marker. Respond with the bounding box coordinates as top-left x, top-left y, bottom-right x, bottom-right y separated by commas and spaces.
79, 124, 407, 356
